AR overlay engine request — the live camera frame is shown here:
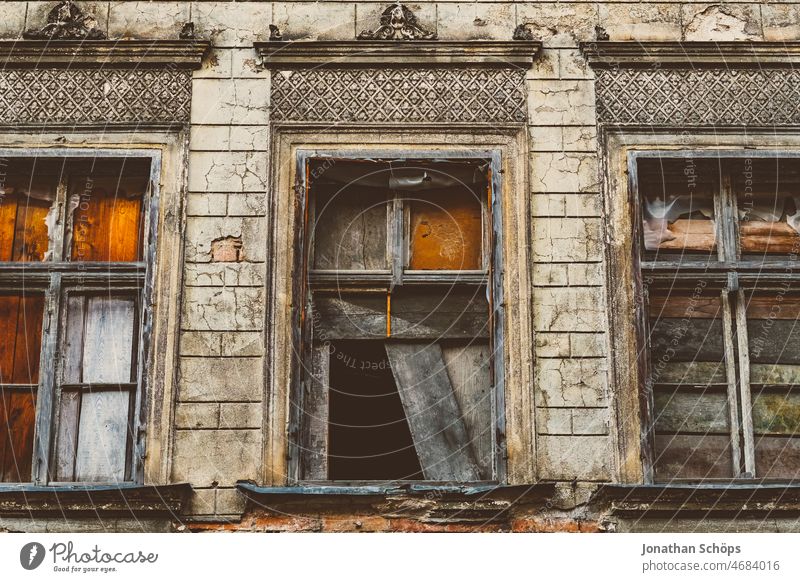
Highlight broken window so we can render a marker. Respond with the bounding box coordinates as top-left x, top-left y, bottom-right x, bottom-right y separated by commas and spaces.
638, 155, 800, 481
0, 155, 153, 483
297, 158, 498, 482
